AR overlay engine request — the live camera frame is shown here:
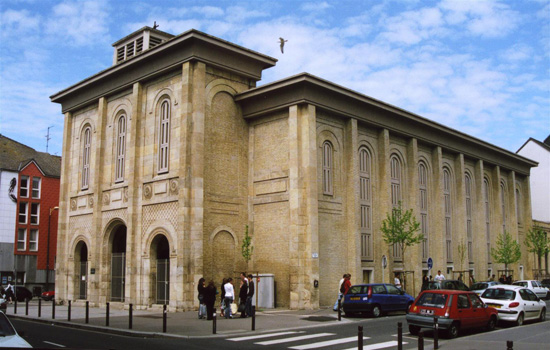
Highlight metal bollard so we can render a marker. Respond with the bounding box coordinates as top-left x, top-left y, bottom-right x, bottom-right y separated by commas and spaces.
358, 325, 363, 350
252, 305, 256, 331
397, 322, 403, 350
38, 298, 41, 317
25, 299, 29, 315
338, 299, 341, 321
85, 301, 89, 324
213, 311, 217, 334
418, 331, 424, 350
68, 300, 71, 322
14, 299, 17, 314
52, 299, 55, 319
106, 302, 110, 327
163, 304, 167, 333
129, 303, 133, 329
433, 317, 439, 350
507, 340, 513, 350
